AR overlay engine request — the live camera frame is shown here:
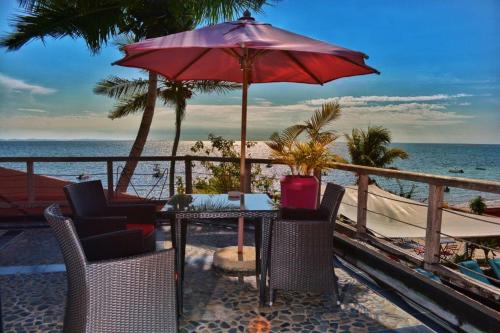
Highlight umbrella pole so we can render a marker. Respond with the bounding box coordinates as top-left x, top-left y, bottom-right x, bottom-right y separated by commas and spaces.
238, 57, 250, 254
